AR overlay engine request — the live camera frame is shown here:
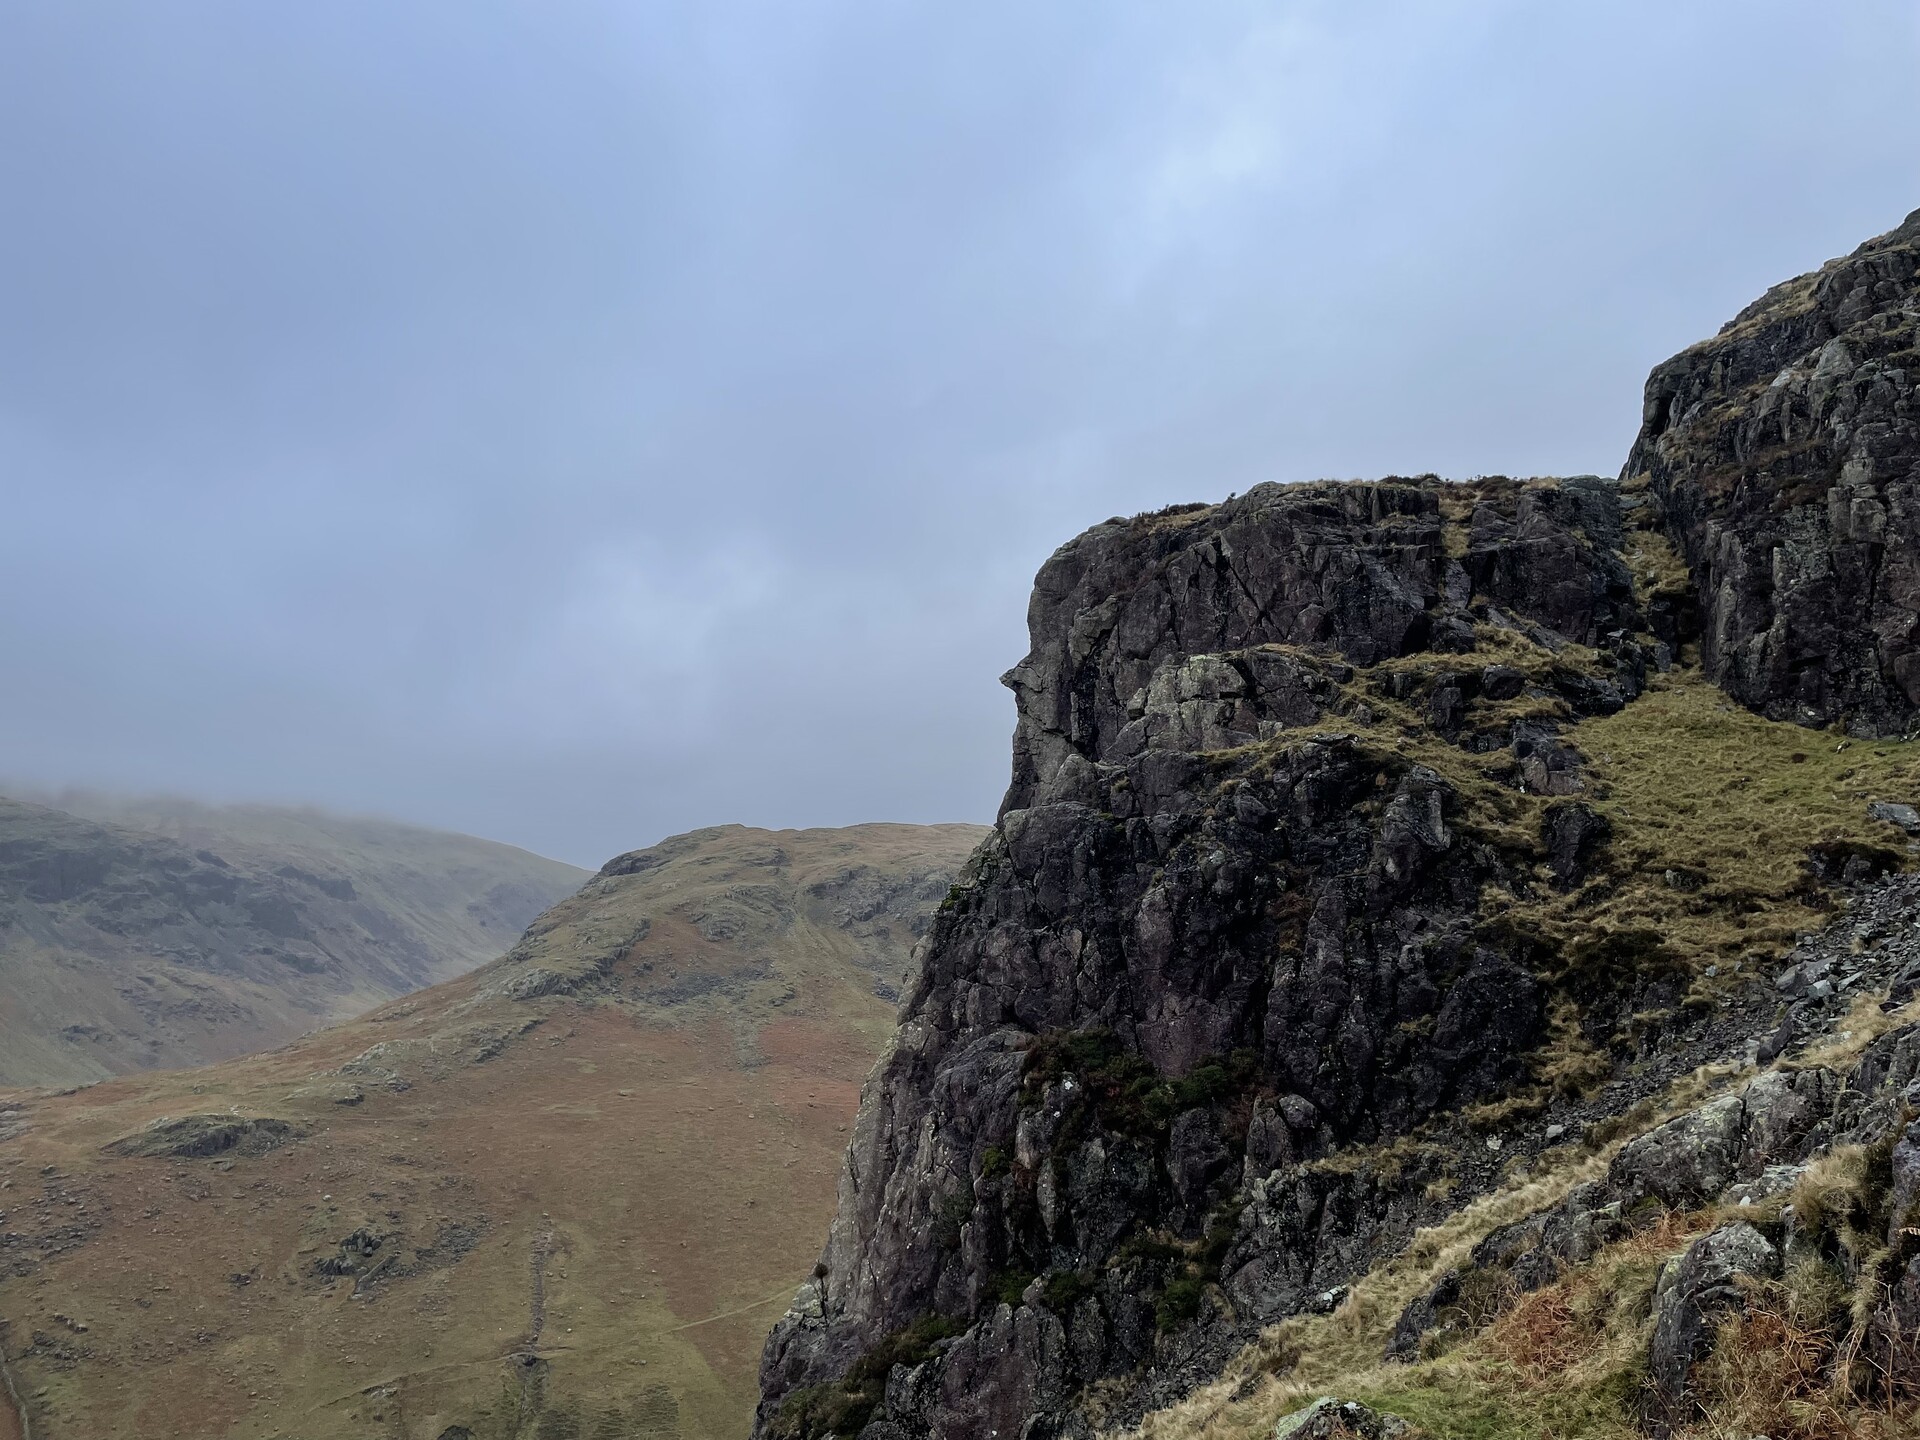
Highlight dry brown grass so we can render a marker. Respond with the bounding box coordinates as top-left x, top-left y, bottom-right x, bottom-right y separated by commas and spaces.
1117, 1147, 1621, 1440
1115, 1055, 1788, 1440
1788, 992, 1920, 1074
1681, 1265, 1918, 1440
1536, 1001, 1614, 1098
1485, 1287, 1585, 1376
